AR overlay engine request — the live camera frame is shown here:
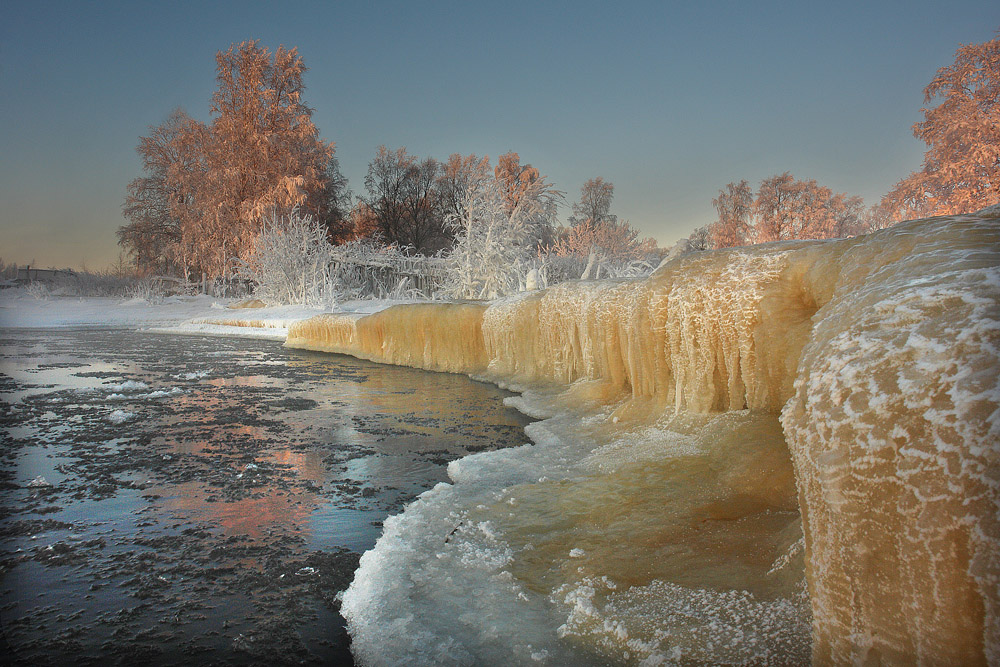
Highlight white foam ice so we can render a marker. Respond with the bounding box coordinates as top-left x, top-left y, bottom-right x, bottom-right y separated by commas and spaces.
174, 370, 210, 380
106, 409, 134, 424
550, 578, 811, 665
107, 387, 185, 401
103, 380, 149, 392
